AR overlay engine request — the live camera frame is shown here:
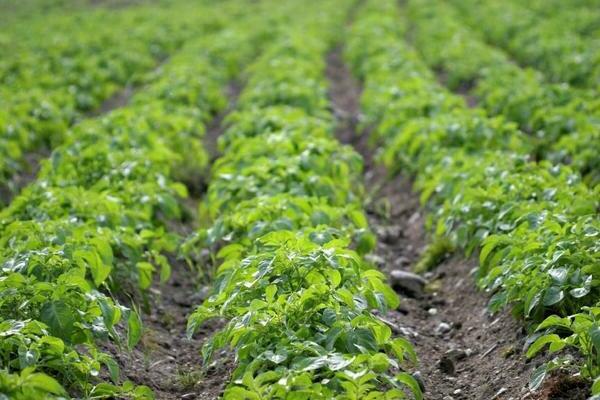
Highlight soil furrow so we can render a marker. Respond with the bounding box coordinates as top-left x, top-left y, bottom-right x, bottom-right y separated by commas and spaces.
325, 47, 538, 400
103, 85, 241, 400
